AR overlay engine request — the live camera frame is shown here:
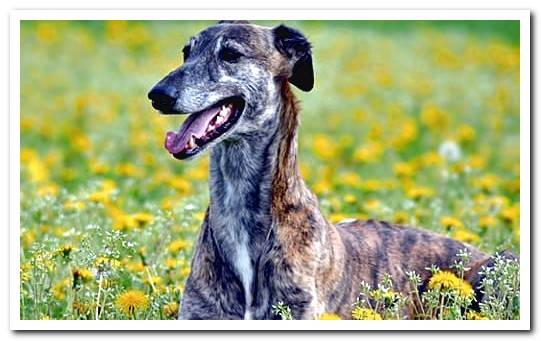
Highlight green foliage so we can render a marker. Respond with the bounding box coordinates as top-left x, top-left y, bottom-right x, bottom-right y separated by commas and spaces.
272, 302, 294, 320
